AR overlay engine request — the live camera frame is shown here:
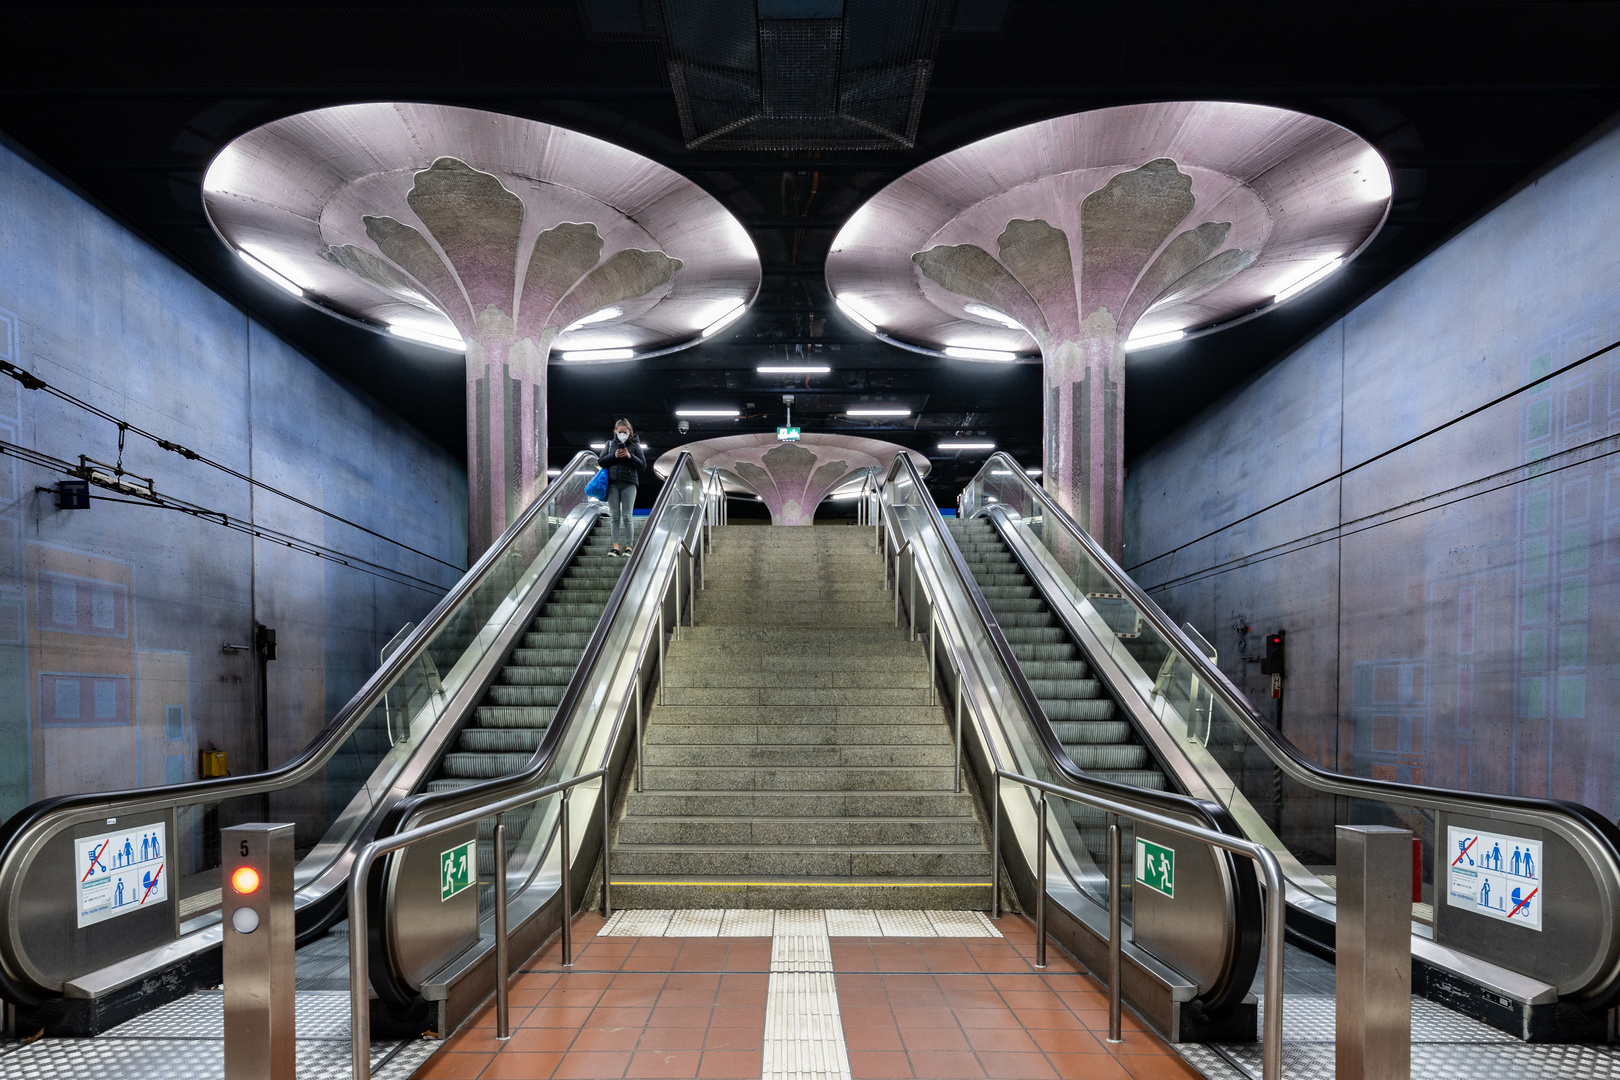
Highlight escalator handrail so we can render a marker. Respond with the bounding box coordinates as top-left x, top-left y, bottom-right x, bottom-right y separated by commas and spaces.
366, 452, 712, 1002
970, 453, 1620, 1007
877, 453, 1263, 1015
0, 451, 601, 1007
969, 453, 1620, 845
